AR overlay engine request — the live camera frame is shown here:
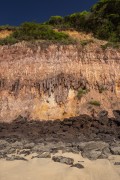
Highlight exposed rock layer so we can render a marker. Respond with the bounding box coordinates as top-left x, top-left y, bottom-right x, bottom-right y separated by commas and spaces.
0, 112, 120, 141
0, 42, 120, 121
0, 113, 120, 160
